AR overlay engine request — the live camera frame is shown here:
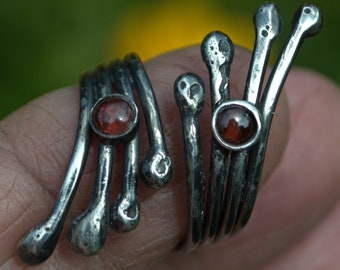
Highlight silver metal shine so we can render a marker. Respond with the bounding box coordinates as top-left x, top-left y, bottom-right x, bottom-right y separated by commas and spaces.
109, 60, 140, 232
174, 73, 206, 250
177, 3, 322, 247
68, 143, 114, 255
16, 2, 323, 264
233, 4, 323, 232
218, 3, 282, 238
201, 31, 234, 242
16, 74, 94, 264
243, 3, 282, 104
68, 66, 118, 255
125, 53, 173, 189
